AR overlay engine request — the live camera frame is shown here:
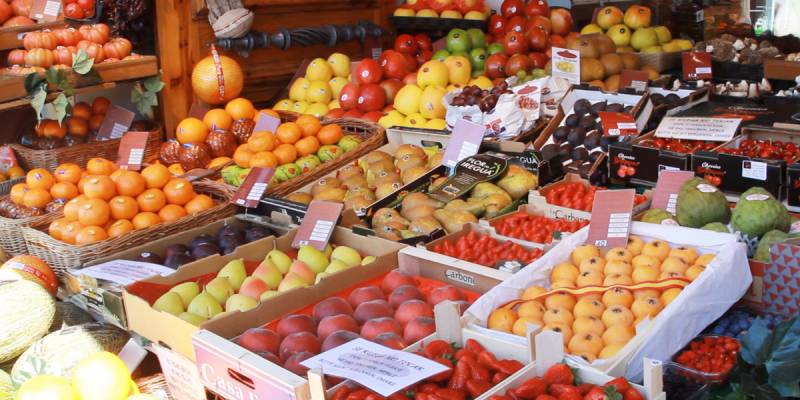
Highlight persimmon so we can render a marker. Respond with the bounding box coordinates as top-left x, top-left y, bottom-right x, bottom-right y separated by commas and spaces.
50, 182, 79, 200
72, 102, 92, 120
114, 170, 146, 197
75, 226, 108, 245
184, 194, 214, 214
66, 117, 89, 136
109, 195, 138, 220
225, 98, 256, 120
88, 114, 105, 131
132, 212, 162, 229
163, 178, 196, 206
107, 219, 134, 238
54, 163, 81, 184
26, 168, 55, 190
22, 188, 51, 209
137, 189, 167, 212
273, 143, 298, 164
296, 115, 322, 137
82, 176, 116, 200
158, 204, 187, 222
77, 198, 110, 227
141, 164, 170, 189
276, 122, 302, 144
317, 124, 343, 145
92, 96, 110, 115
